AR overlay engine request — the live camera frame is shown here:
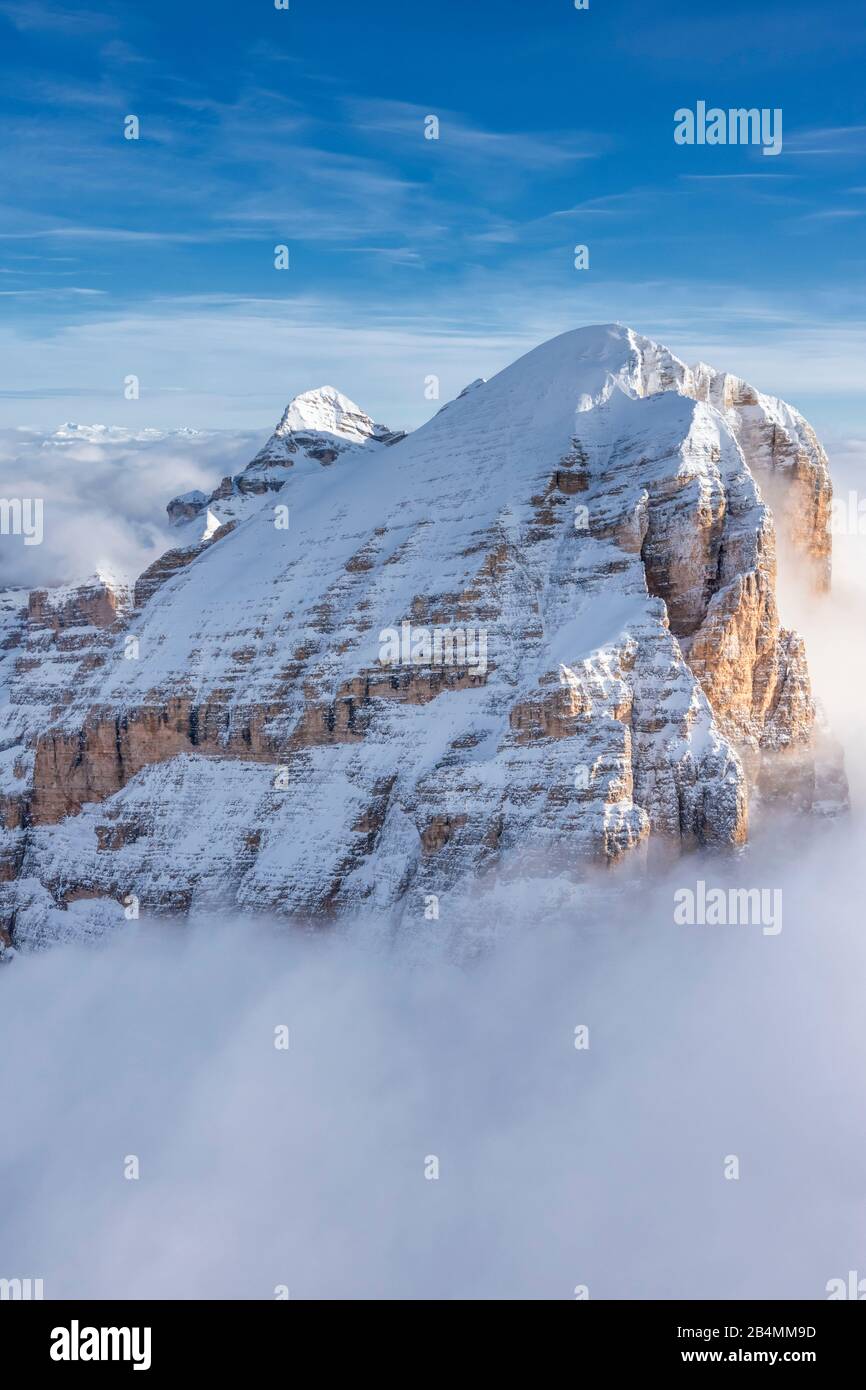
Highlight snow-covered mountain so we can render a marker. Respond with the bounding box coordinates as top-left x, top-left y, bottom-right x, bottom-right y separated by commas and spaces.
0, 324, 847, 947
165, 385, 404, 538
